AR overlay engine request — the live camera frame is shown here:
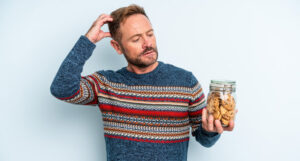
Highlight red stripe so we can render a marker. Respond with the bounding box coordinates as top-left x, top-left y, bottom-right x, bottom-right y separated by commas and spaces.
190, 94, 205, 105
86, 99, 98, 105
99, 89, 189, 103
104, 134, 189, 143
59, 89, 80, 100
100, 104, 188, 117
189, 108, 204, 116
87, 76, 101, 93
